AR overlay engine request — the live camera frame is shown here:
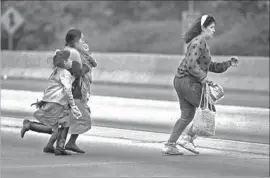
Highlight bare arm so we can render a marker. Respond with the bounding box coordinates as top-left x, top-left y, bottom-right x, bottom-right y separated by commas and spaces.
71, 61, 90, 78
68, 49, 90, 78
